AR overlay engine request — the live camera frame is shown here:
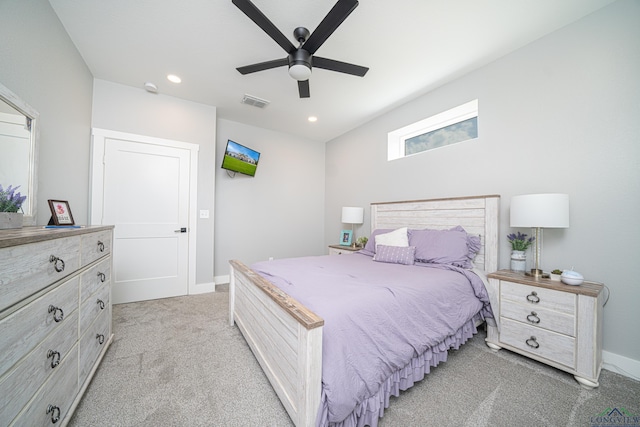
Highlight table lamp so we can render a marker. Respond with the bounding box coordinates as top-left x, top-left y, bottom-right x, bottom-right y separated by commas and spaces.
341, 207, 364, 247
510, 194, 570, 277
